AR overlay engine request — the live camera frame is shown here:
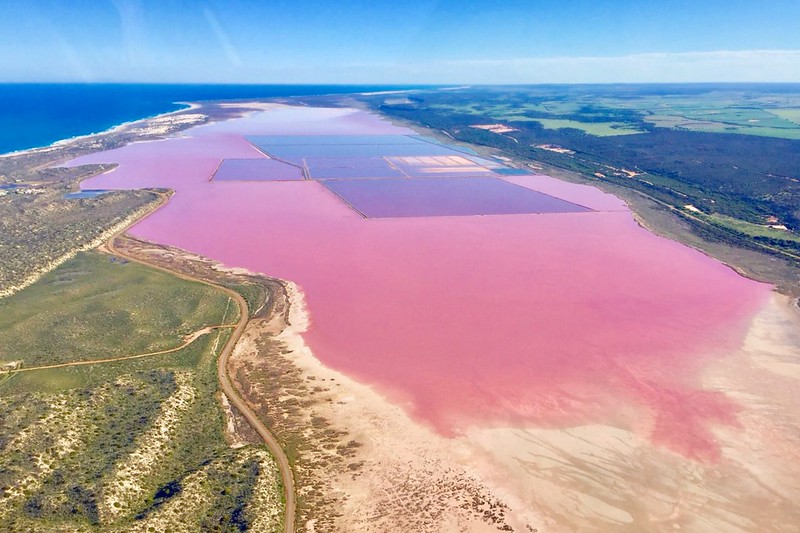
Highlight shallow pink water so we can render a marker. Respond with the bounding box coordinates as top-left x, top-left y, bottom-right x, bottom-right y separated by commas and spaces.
67, 107, 769, 461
